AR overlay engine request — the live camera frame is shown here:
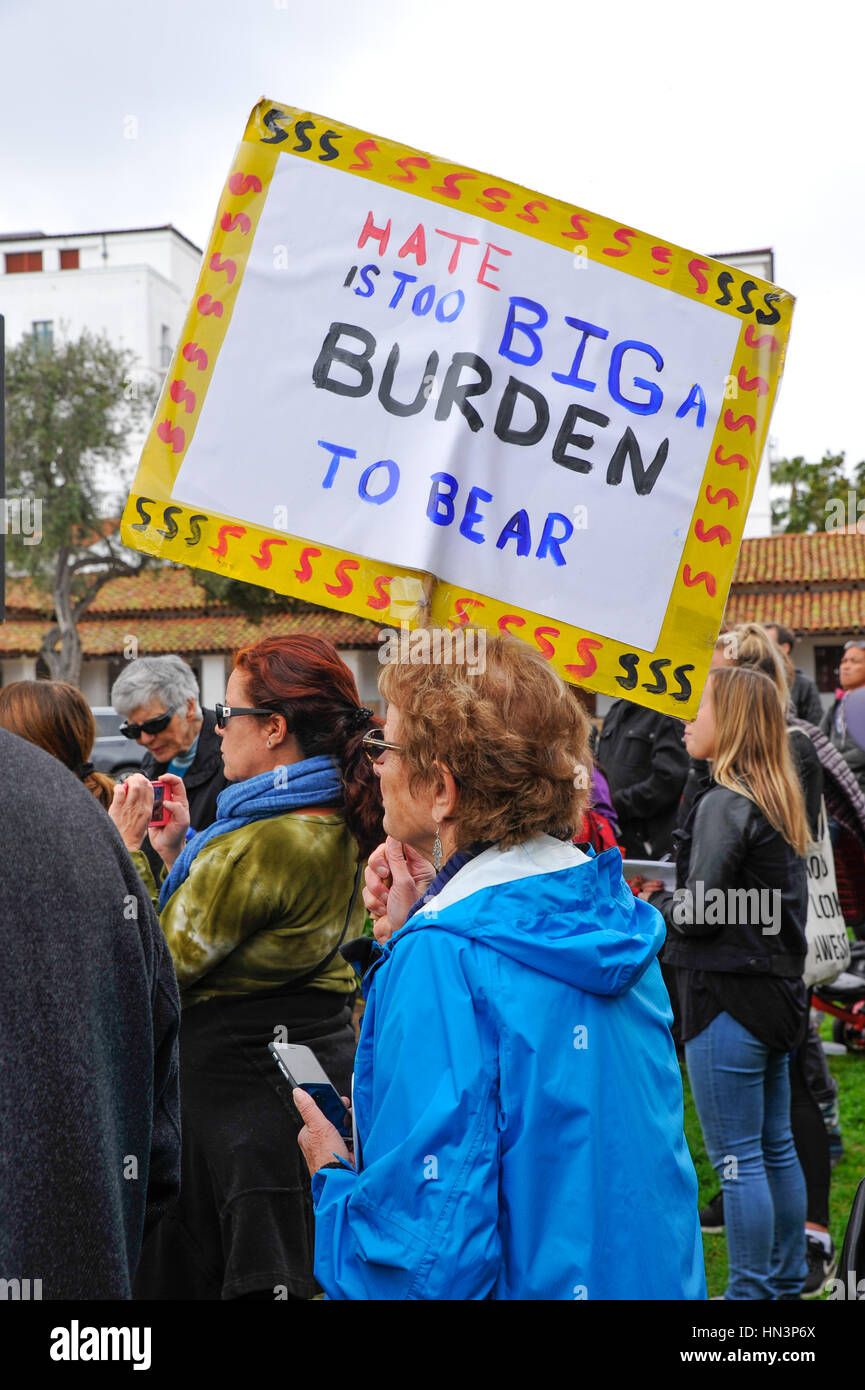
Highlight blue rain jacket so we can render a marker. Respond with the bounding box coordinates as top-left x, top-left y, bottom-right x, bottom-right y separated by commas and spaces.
311, 836, 706, 1300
